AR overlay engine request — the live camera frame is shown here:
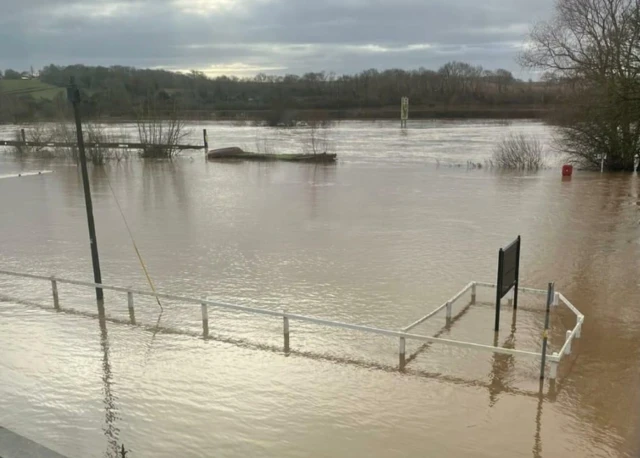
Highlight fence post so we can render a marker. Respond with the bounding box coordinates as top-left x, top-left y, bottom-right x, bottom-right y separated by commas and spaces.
399, 337, 406, 370
21, 129, 26, 143
565, 330, 572, 355
127, 291, 135, 325
575, 319, 583, 338
51, 278, 60, 310
283, 312, 290, 352
471, 282, 477, 304
201, 303, 209, 337
553, 292, 559, 307
446, 301, 452, 320
203, 129, 208, 153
